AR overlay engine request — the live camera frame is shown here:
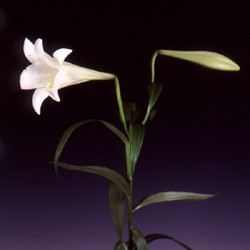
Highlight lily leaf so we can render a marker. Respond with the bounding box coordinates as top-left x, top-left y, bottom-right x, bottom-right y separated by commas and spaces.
145, 233, 192, 250
131, 228, 149, 250
148, 82, 163, 111
109, 182, 126, 240
159, 50, 240, 71
113, 241, 128, 250
54, 119, 128, 174
128, 124, 145, 175
55, 162, 130, 198
149, 109, 157, 121
142, 83, 163, 124
123, 101, 137, 124
133, 191, 215, 212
